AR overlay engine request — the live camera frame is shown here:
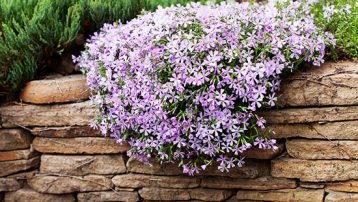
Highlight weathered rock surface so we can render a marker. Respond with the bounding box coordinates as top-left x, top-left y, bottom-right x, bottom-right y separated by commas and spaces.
28, 174, 113, 194
236, 188, 324, 202
201, 176, 297, 190
0, 149, 38, 161
0, 178, 22, 192
31, 126, 101, 137
243, 143, 284, 159
0, 129, 32, 151
286, 139, 358, 159
271, 157, 358, 182
5, 188, 75, 202
260, 106, 358, 124
299, 182, 325, 189
0, 157, 40, 177
139, 188, 231, 201
32, 137, 129, 154
8, 170, 38, 179
0, 101, 97, 128
40, 154, 126, 175
77, 191, 139, 202
326, 180, 358, 193
279, 61, 358, 107
126, 157, 270, 178
325, 191, 358, 202
20, 74, 90, 104
270, 121, 358, 140
112, 174, 200, 189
